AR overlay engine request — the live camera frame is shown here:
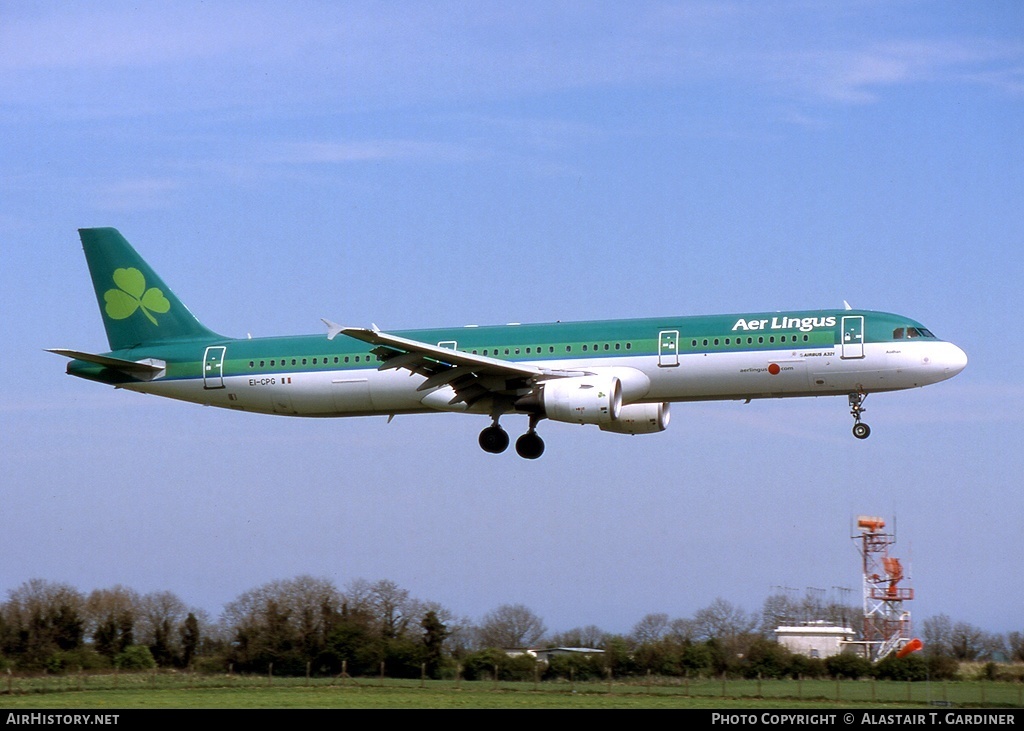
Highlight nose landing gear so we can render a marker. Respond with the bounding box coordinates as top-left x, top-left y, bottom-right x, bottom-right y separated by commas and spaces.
849, 392, 871, 439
